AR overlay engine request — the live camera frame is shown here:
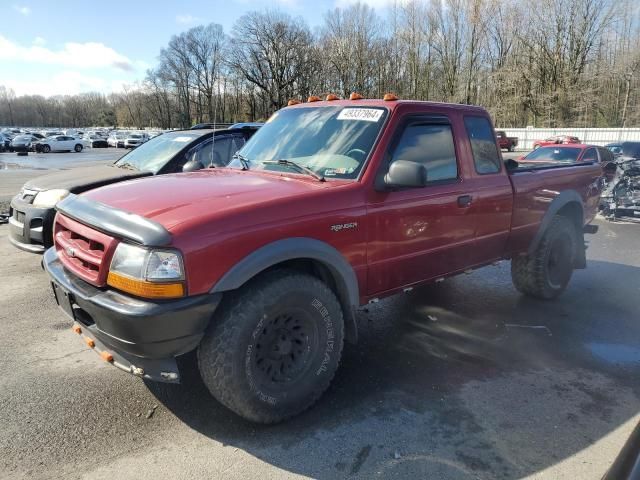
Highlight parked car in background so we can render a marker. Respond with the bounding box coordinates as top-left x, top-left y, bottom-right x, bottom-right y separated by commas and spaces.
606, 142, 623, 157
108, 132, 128, 148
9, 134, 39, 152
517, 144, 614, 180
9, 126, 260, 252
84, 134, 109, 148
495, 130, 518, 151
229, 122, 265, 130
33, 135, 84, 153
124, 132, 149, 148
532, 135, 581, 149
45, 131, 64, 137
0, 133, 11, 152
